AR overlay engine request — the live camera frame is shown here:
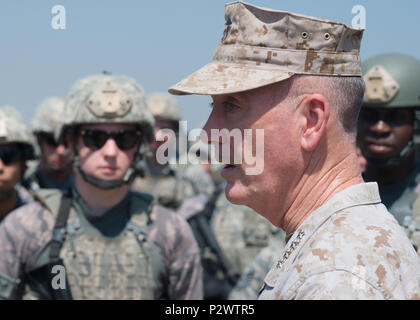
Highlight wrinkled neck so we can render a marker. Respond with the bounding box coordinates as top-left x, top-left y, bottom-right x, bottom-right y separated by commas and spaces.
281, 152, 363, 234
